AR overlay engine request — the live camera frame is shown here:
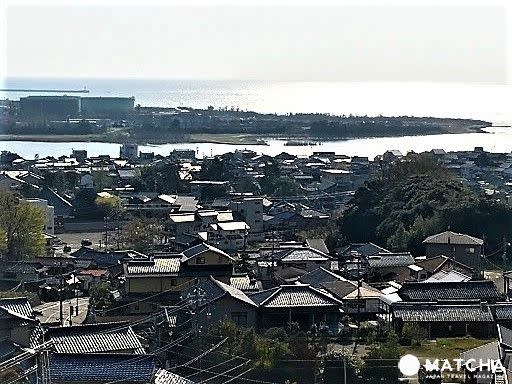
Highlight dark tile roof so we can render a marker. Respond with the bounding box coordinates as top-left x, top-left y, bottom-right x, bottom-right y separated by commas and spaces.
423, 231, 483, 245
340, 242, 390, 257
0, 339, 20, 364
298, 267, 343, 287
399, 281, 500, 302
181, 243, 233, 262
49, 353, 156, 383
393, 303, 494, 322
45, 322, 145, 354
494, 303, 512, 321
249, 284, 341, 308
320, 280, 358, 299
